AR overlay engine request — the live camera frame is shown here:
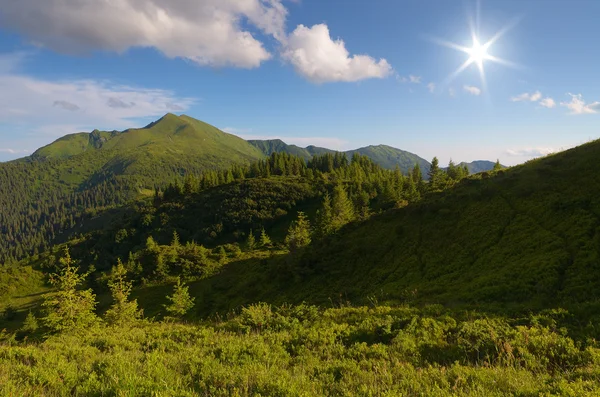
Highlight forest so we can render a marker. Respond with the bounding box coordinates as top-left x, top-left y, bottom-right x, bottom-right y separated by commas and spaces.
1, 118, 599, 395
